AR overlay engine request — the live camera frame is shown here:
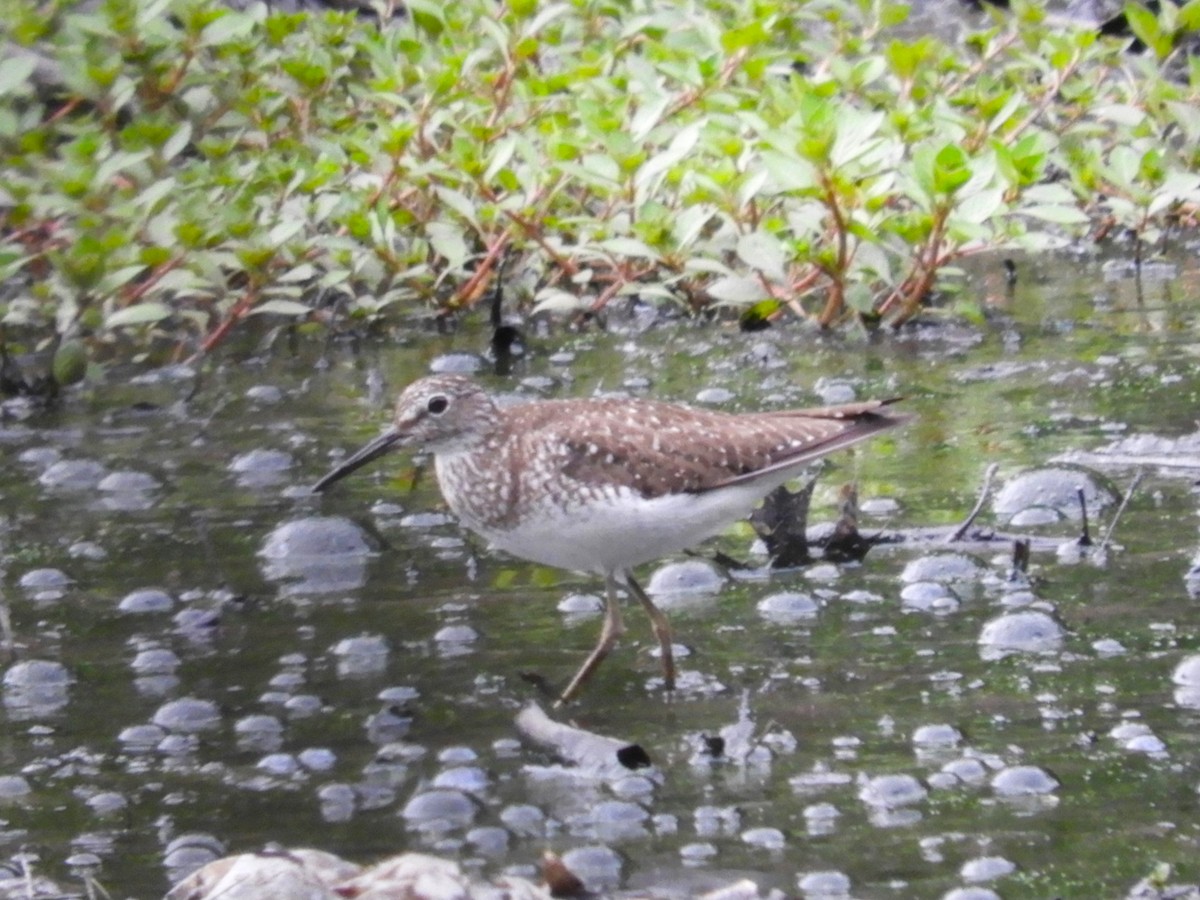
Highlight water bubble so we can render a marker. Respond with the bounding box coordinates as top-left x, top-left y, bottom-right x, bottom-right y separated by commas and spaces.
943, 889, 1002, 900
991, 765, 1059, 796
38, 459, 107, 490
858, 773, 927, 808
901, 581, 960, 614
118, 588, 174, 614
432, 766, 490, 795
152, 697, 221, 733
993, 467, 1114, 523
429, 353, 485, 375
18, 568, 71, 591
401, 789, 477, 830
979, 611, 1064, 660
961, 856, 1016, 882
465, 826, 509, 856
646, 559, 724, 598
299, 748, 337, 772
901, 554, 983, 583
256, 753, 300, 776
259, 517, 375, 596
798, 869, 852, 898
229, 449, 294, 488
740, 827, 785, 850
0, 775, 32, 800
913, 724, 962, 748
756, 591, 820, 624
332, 634, 390, 678
560, 845, 622, 892
2, 660, 72, 718
234, 715, 284, 753
680, 842, 718, 864
499, 804, 545, 837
